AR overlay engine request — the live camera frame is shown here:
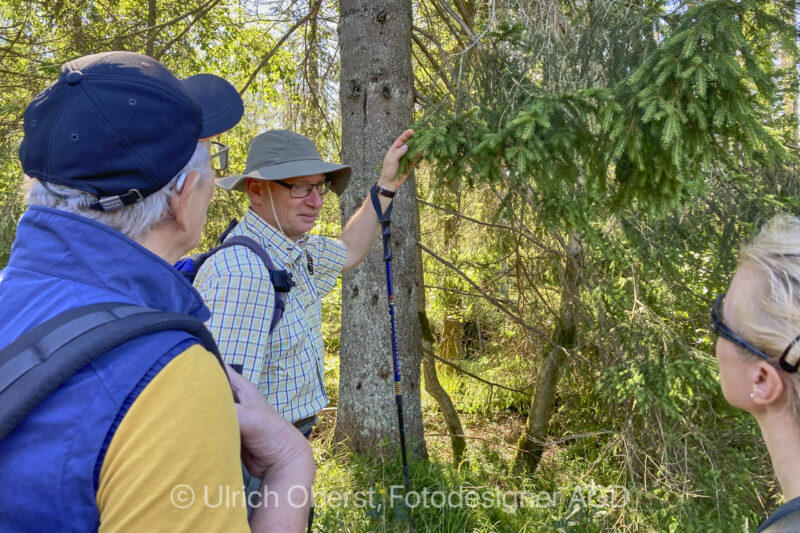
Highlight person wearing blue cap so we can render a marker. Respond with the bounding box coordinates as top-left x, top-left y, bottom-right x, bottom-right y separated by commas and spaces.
0, 52, 313, 532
